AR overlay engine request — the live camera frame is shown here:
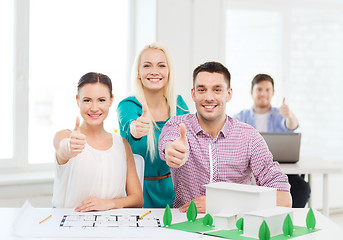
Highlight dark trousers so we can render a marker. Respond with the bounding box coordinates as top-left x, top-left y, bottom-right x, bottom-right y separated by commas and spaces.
288, 174, 311, 208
